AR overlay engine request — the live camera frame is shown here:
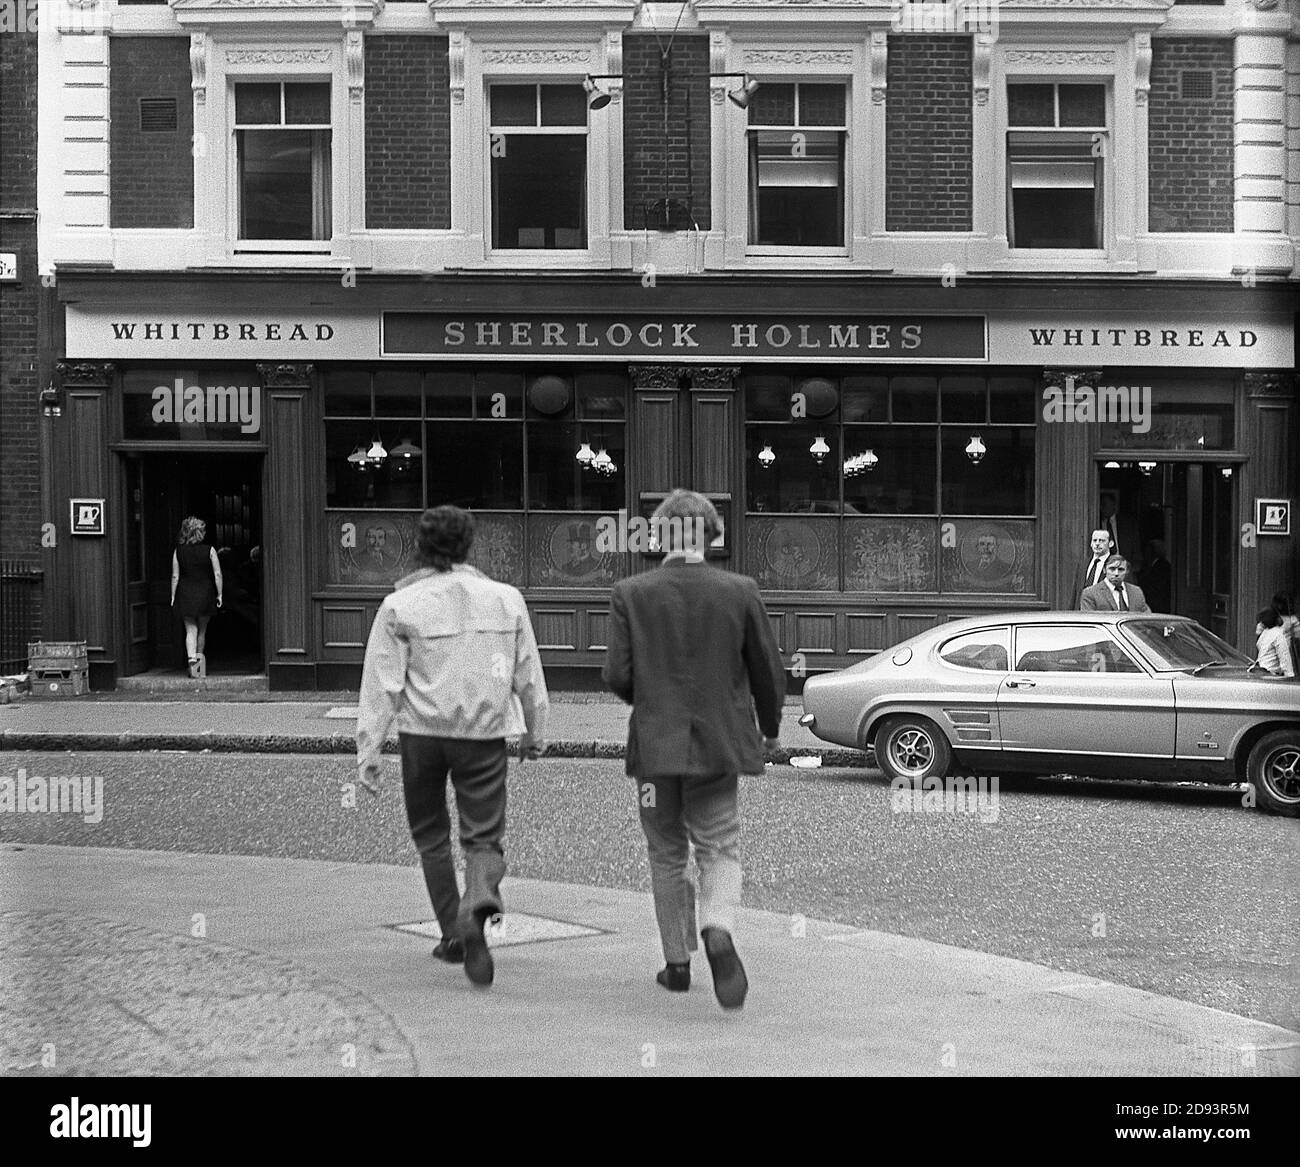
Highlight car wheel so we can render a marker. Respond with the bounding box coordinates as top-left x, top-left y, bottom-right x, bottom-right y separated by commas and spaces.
874, 715, 952, 784
1246, 731, 1300, 818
